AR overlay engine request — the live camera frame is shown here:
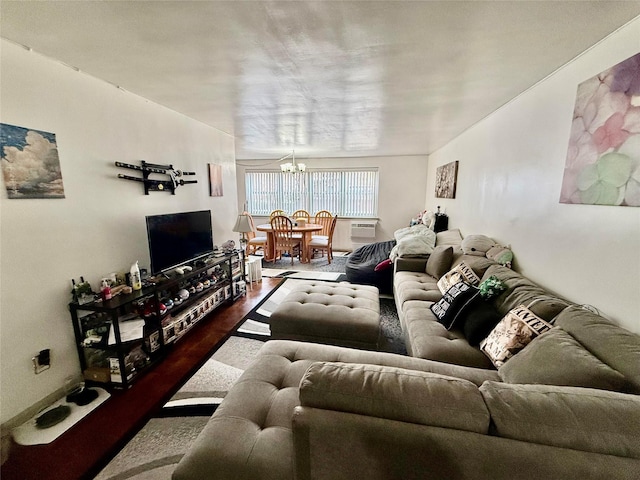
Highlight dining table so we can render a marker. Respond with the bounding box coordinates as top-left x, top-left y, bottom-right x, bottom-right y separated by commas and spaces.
256, 223, 323, 263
